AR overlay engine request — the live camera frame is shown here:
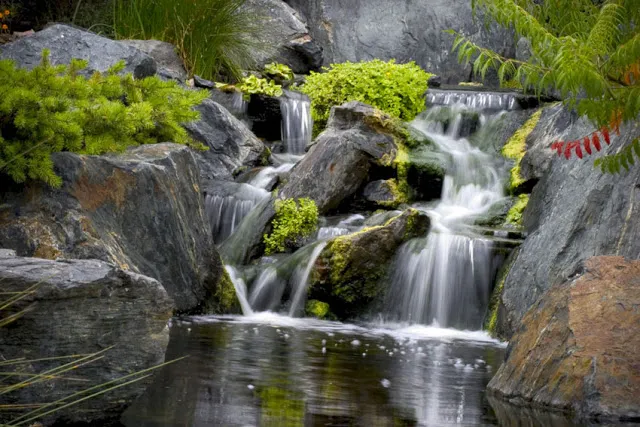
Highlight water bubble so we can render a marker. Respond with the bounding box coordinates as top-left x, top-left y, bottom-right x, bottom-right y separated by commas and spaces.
322, 347, 326, 354
247, 384, 255, 390
351, 340, 361, 347
321, 339, 326, 346
381, 379, 391, 388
